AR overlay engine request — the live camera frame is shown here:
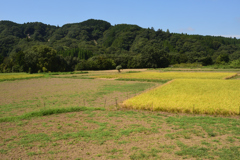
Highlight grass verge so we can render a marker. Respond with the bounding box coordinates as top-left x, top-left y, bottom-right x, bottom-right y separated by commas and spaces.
116, 78, 170, 83
47, 71, 88, 75
0, 107, 105, 122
